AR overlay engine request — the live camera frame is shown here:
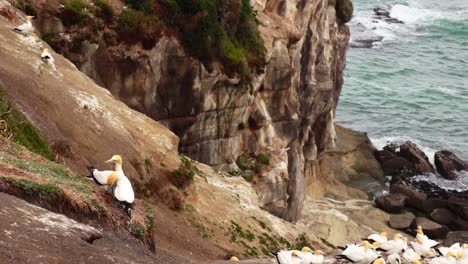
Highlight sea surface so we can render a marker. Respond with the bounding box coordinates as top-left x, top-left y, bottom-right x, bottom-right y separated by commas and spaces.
336, 0, 468, 163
